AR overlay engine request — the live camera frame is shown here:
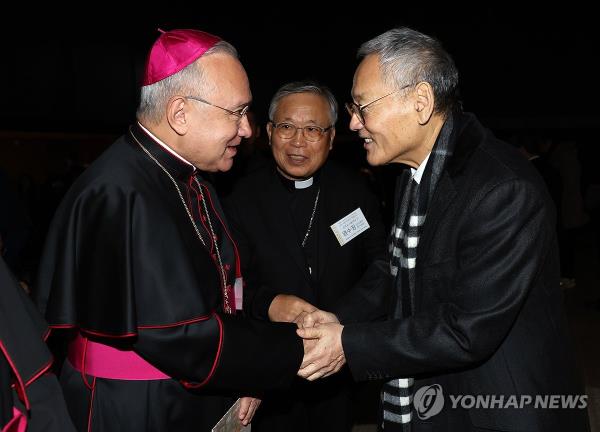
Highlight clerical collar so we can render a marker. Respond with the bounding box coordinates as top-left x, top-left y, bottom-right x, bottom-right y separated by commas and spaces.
129, 123, 196, 181
294, 177, 313, 189
410, 152, 431, 185
276, 168, 320, 191
138, 122, 195, 168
